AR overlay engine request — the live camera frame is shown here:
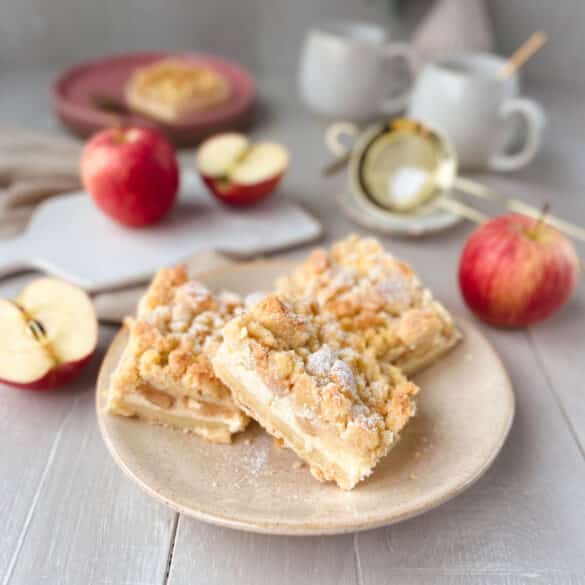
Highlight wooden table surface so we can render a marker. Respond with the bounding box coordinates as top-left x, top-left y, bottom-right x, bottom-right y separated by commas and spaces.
1, 70, 584, 585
